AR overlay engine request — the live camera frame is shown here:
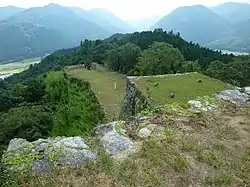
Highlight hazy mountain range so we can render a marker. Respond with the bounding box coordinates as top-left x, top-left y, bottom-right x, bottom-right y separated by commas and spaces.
153, 2, 250, 53
0, 2, 249, 63
0, 3, 133, 62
